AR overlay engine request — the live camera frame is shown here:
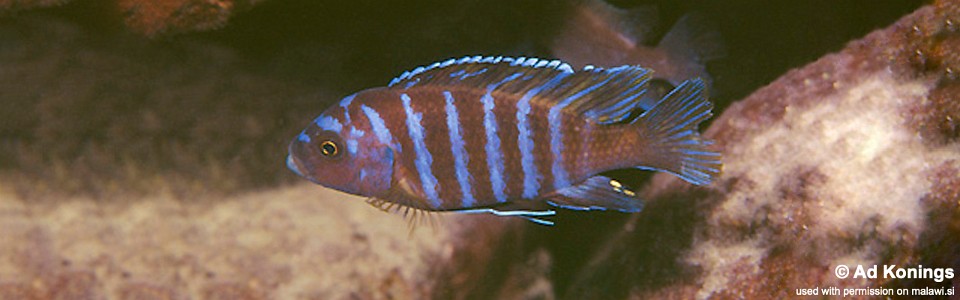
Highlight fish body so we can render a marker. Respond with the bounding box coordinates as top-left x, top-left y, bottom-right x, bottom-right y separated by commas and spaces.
551, 0, 724, 90
287, 56, 720, 224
